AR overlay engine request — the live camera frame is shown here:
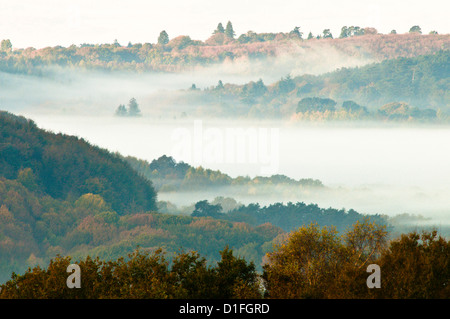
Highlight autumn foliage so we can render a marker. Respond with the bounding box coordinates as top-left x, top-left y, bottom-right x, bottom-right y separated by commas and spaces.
0, 247, 261, 299
1, 220, 447, 299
